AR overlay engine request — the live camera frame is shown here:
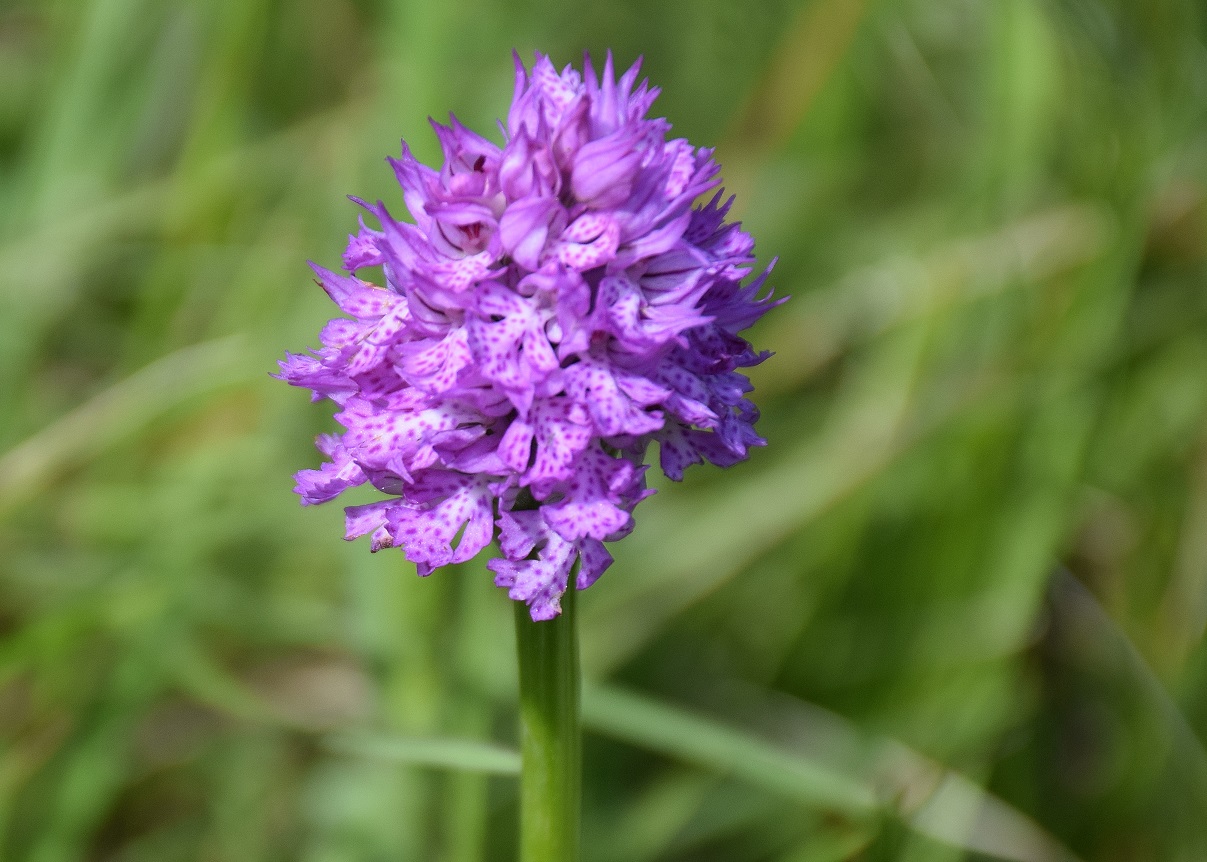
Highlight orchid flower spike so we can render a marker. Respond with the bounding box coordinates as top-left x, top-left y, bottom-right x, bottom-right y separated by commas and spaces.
278, 51, 784, 620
